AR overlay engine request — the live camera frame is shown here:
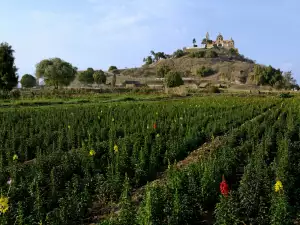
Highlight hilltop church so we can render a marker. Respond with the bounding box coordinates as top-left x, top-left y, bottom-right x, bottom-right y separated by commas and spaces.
184, 32, 237, 52
204, 32, 235, 49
